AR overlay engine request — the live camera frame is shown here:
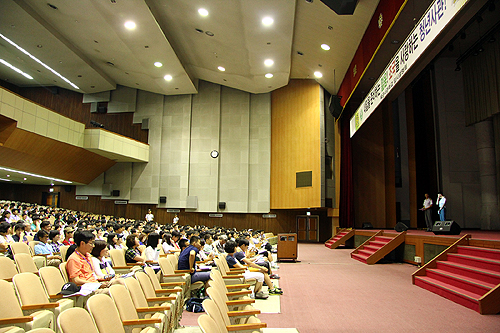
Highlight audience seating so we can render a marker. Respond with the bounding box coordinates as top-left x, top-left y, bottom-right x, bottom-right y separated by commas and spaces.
197, 314, 219, 333
142, 266, 185, 293
14, 253, 40, 275
86, 294, 159, 333
109, 285, 166, 333
202, 298, 265, 333
57, 307, 97, 333
58, 263, 68, 283
213, 258, 247, 285
0, 279, 55, 331
39, 267, 83, 308
206, 286, 258, 325
10, 243, 45, 269
0, 256, 18, 282
12, 272, 74, 326
109, 249, 140, 274
58, 247, 69, 263
123, 276, 173, 332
